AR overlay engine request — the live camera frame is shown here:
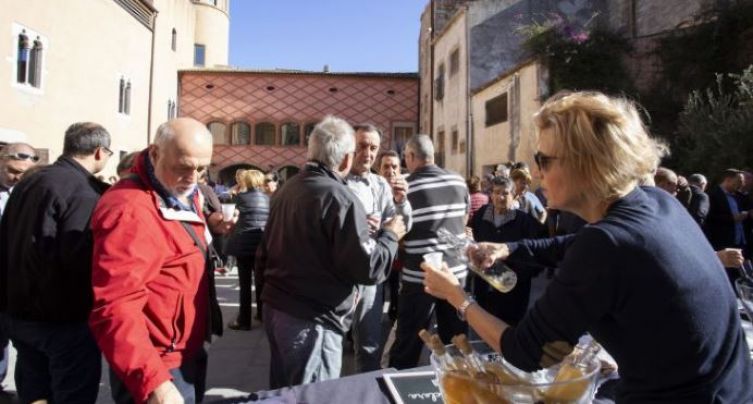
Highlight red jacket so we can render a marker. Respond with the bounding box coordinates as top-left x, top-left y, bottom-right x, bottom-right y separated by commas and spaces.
89, 152, 209, 403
